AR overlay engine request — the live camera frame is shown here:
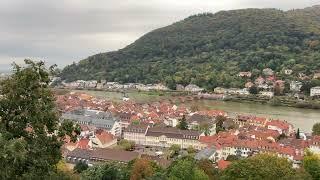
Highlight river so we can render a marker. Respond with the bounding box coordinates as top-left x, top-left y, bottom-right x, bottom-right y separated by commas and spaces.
188, 100, 320, 133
